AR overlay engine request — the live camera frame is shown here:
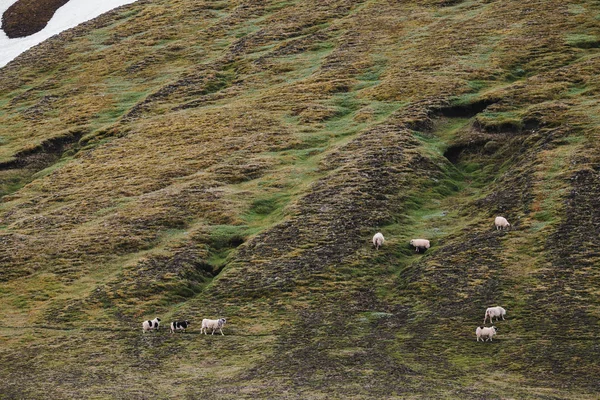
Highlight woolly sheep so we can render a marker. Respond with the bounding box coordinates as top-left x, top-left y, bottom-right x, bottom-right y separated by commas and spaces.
170, 320, 190, 334
494, 216, 510, 230
142, 317, 161, 333
409, 238, 430, 253
476, 326, 497, 342
201, 318, 227, 335
372, 232, 385, 250
484, 306, 506, 323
